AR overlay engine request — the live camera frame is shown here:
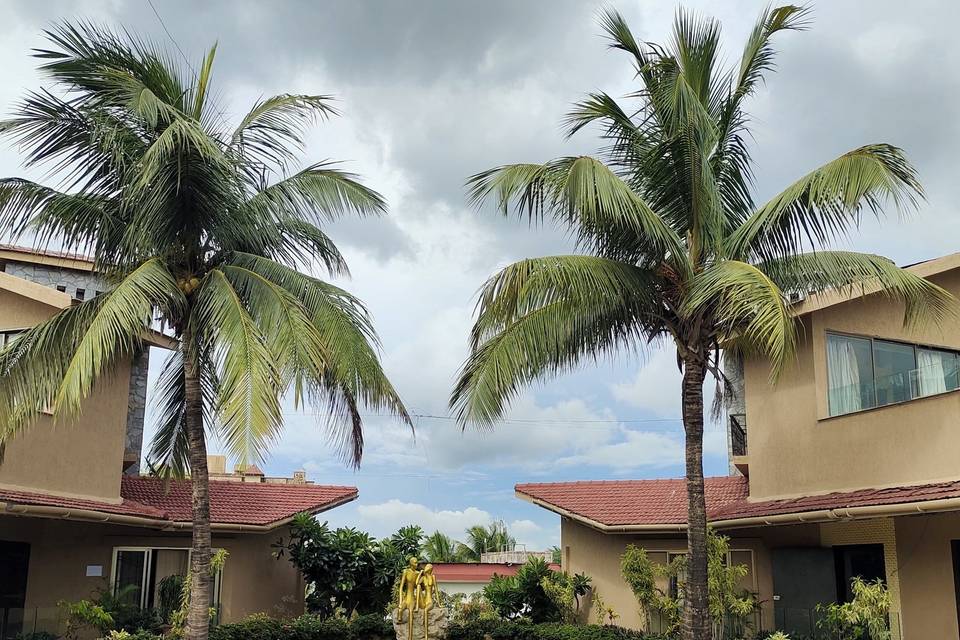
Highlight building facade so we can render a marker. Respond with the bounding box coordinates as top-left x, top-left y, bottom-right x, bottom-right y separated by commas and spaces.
0, 246, 358, 639
517, 252, 960, 639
